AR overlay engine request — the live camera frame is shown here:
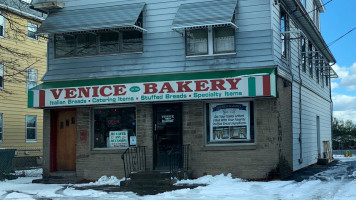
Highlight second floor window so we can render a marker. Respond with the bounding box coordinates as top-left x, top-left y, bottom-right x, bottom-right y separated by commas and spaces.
28, 22, 38, 40
308, 41, 313, 77
0, 14, 5, 37
280, 10, 289, 59
27, 68, 38, 91
55, 29, 143, 58
301, 39, 306, 71
185, 27, 236, 56
0, 63, 4, 90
